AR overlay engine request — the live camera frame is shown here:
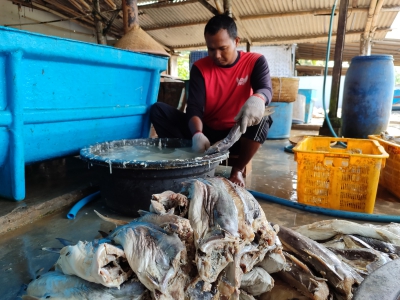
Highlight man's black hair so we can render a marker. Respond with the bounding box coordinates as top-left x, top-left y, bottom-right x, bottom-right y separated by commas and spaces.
204, 14, 237, 39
